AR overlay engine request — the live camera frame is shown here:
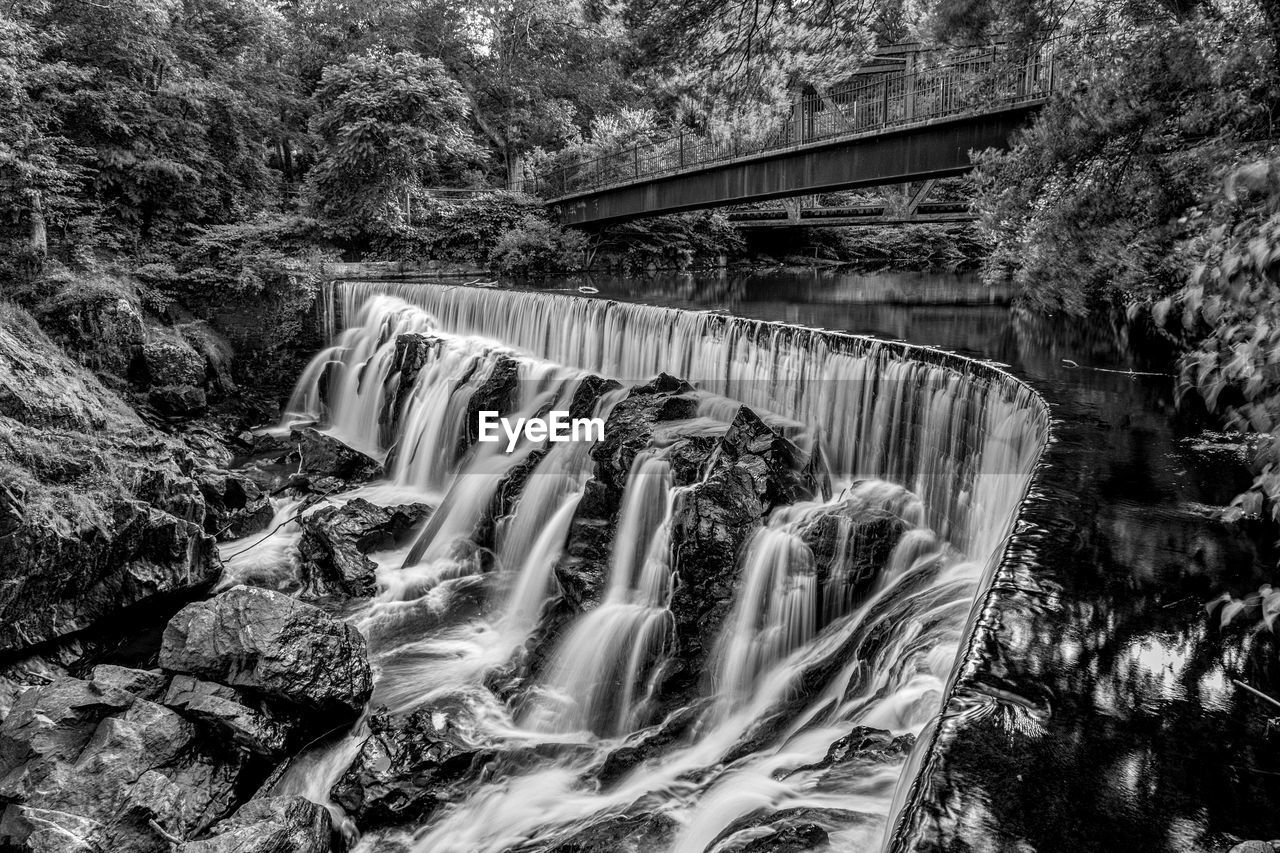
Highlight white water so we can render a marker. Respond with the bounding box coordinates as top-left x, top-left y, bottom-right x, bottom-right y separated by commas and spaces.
239, 281, 1048, 853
